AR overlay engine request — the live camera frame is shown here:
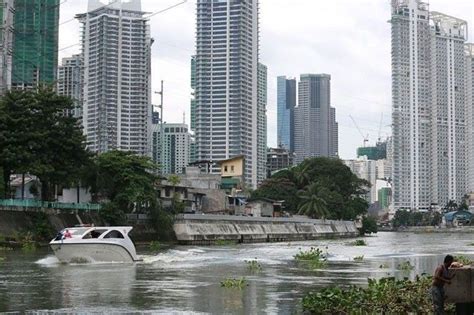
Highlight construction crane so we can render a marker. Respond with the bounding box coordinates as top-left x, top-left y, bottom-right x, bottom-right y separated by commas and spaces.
349, 115, 369, 147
